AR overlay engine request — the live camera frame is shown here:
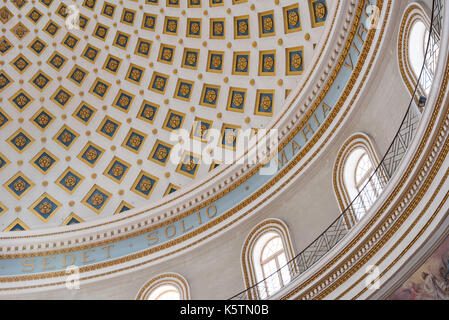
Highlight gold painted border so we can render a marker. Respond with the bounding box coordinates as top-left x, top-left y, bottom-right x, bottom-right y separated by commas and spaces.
3, 171, 35, 200
29, 193, 62, 223
30, 148, 59, 175
82, 185, 113, 215
55, 167, 85, 195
